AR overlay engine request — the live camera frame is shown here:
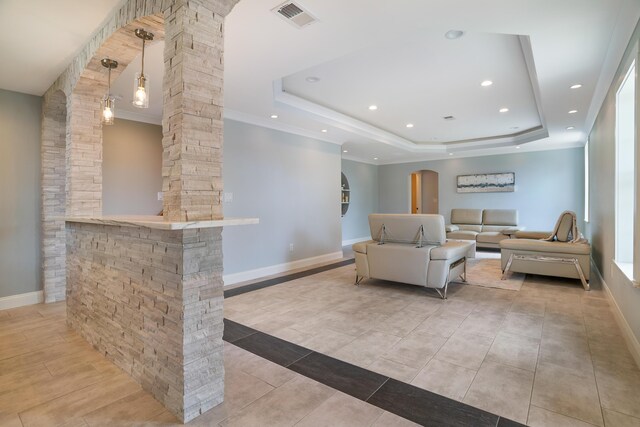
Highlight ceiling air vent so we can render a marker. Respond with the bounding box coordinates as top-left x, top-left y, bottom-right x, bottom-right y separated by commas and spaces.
443, 116, 456, 121
273, 2, 317, 28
